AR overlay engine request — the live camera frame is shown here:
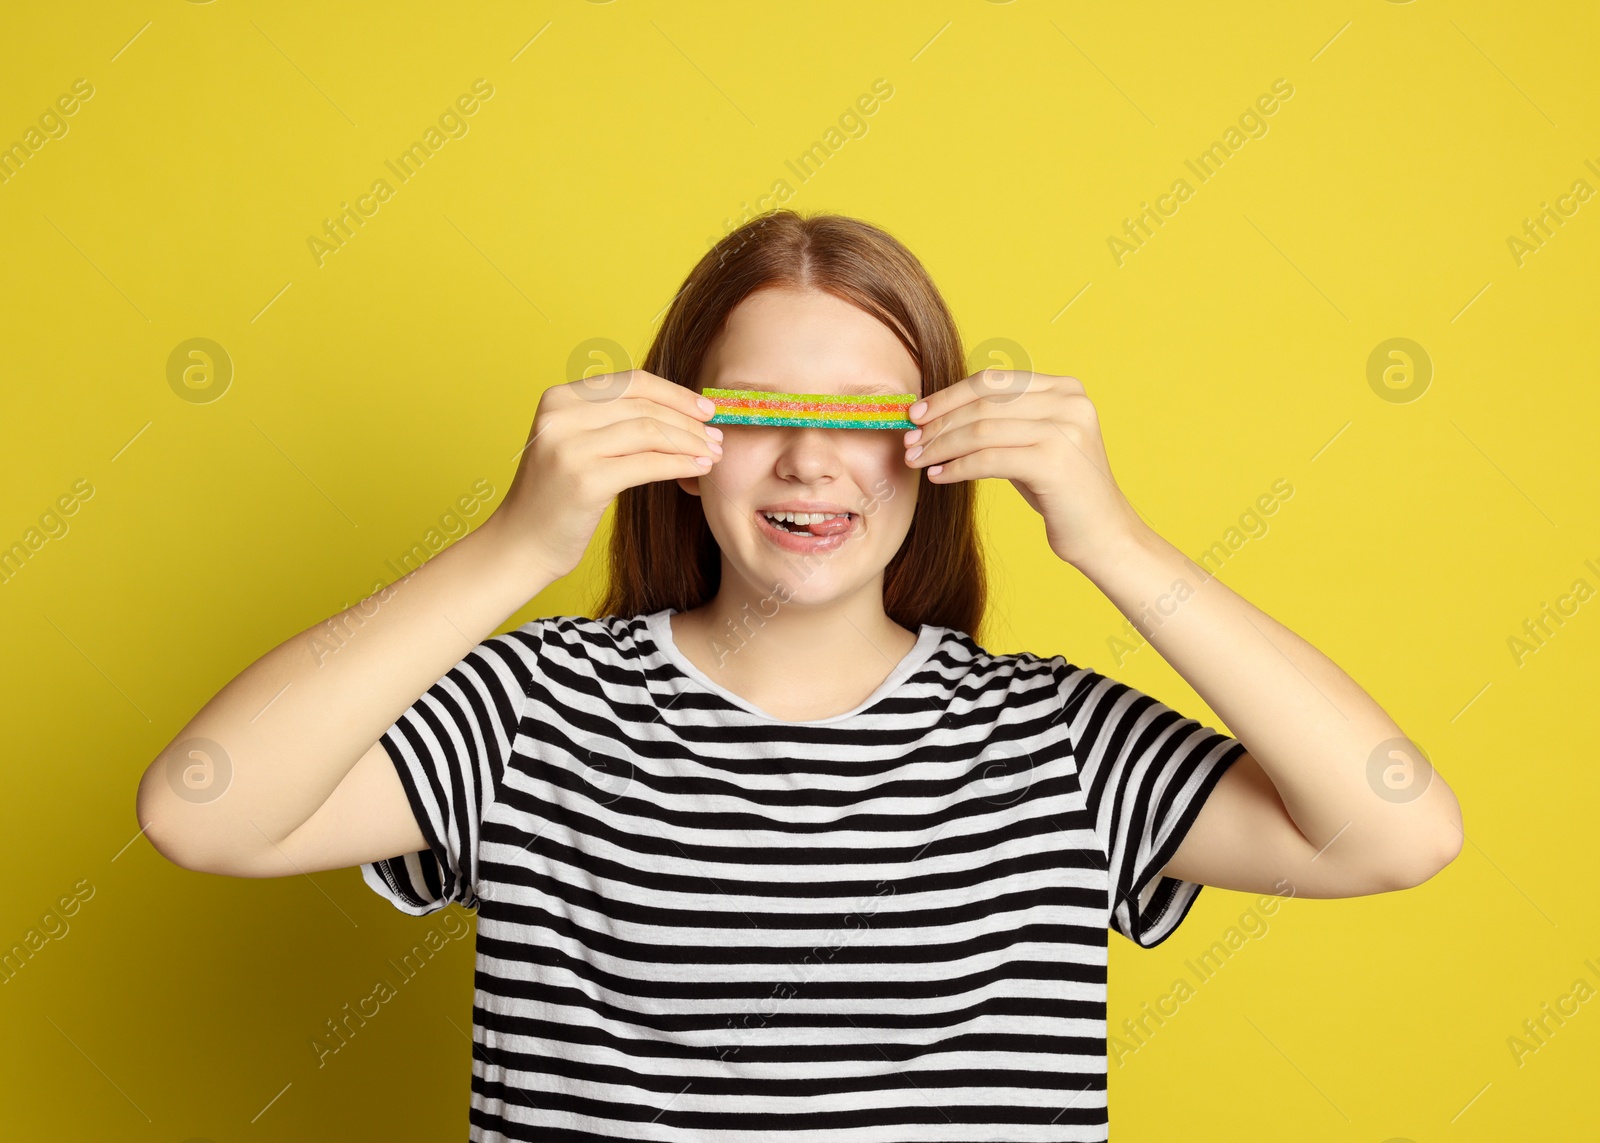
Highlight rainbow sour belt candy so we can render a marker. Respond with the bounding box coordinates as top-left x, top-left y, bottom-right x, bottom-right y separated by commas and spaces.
701, 387, 917, 430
